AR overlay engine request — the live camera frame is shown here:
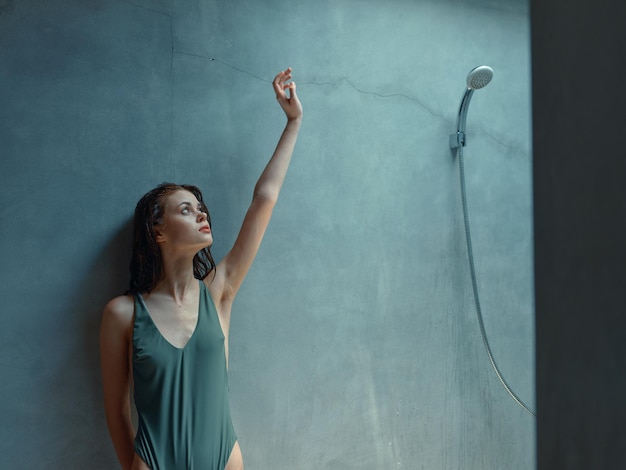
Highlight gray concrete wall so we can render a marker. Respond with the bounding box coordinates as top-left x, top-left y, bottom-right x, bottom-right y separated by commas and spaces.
0, 1, 534, 468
